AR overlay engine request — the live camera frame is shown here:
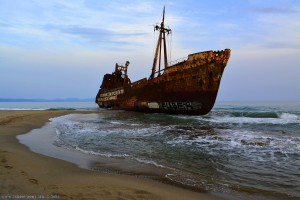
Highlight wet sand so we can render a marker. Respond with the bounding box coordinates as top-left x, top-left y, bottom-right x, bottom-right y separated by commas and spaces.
0, 110, 222, 200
